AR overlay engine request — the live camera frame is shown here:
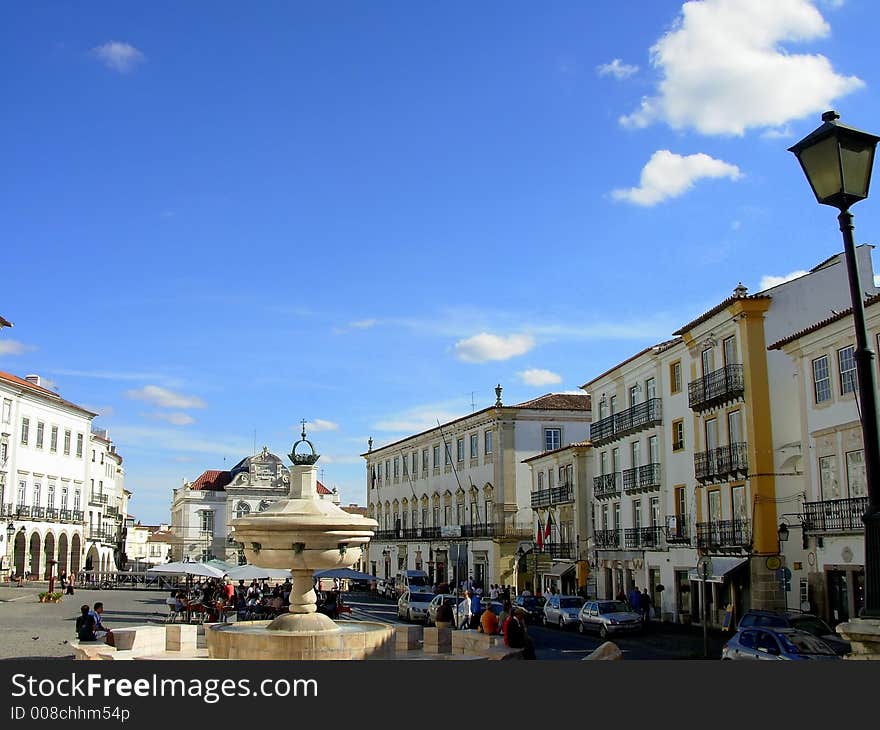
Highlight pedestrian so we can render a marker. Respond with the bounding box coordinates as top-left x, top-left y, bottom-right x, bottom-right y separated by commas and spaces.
458, 591, 473, 630
502, 585, 511, 603
505, 607, 536, 659
639, 588, 653, 625
627, 585, 641, 613
89, 602, 115, 647
66, 573, 75, 596
480, 605, 499, 635
75, 604, 97, 642
469, 589, 483, 629
615, 587, 627, 604
59, 571, 67, 590
435, 598, 454, 629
